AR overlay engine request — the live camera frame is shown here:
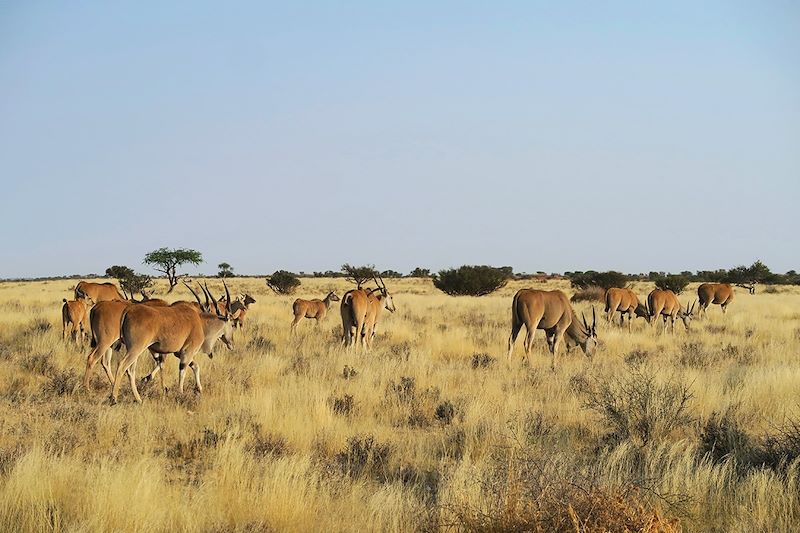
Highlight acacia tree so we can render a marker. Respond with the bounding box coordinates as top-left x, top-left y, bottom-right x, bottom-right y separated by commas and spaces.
143, 247, 203, 292
341, 264, 378, 288
217, 262, 234, 278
